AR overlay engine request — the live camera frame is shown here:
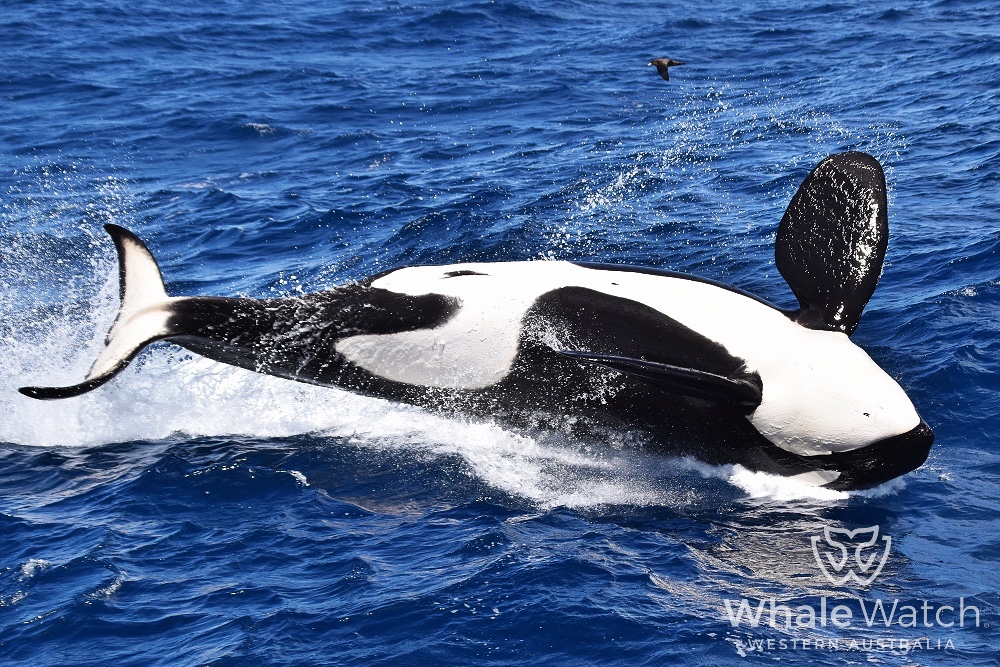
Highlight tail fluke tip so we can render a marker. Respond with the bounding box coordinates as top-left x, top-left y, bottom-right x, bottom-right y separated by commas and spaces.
18, 374, 115, 400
